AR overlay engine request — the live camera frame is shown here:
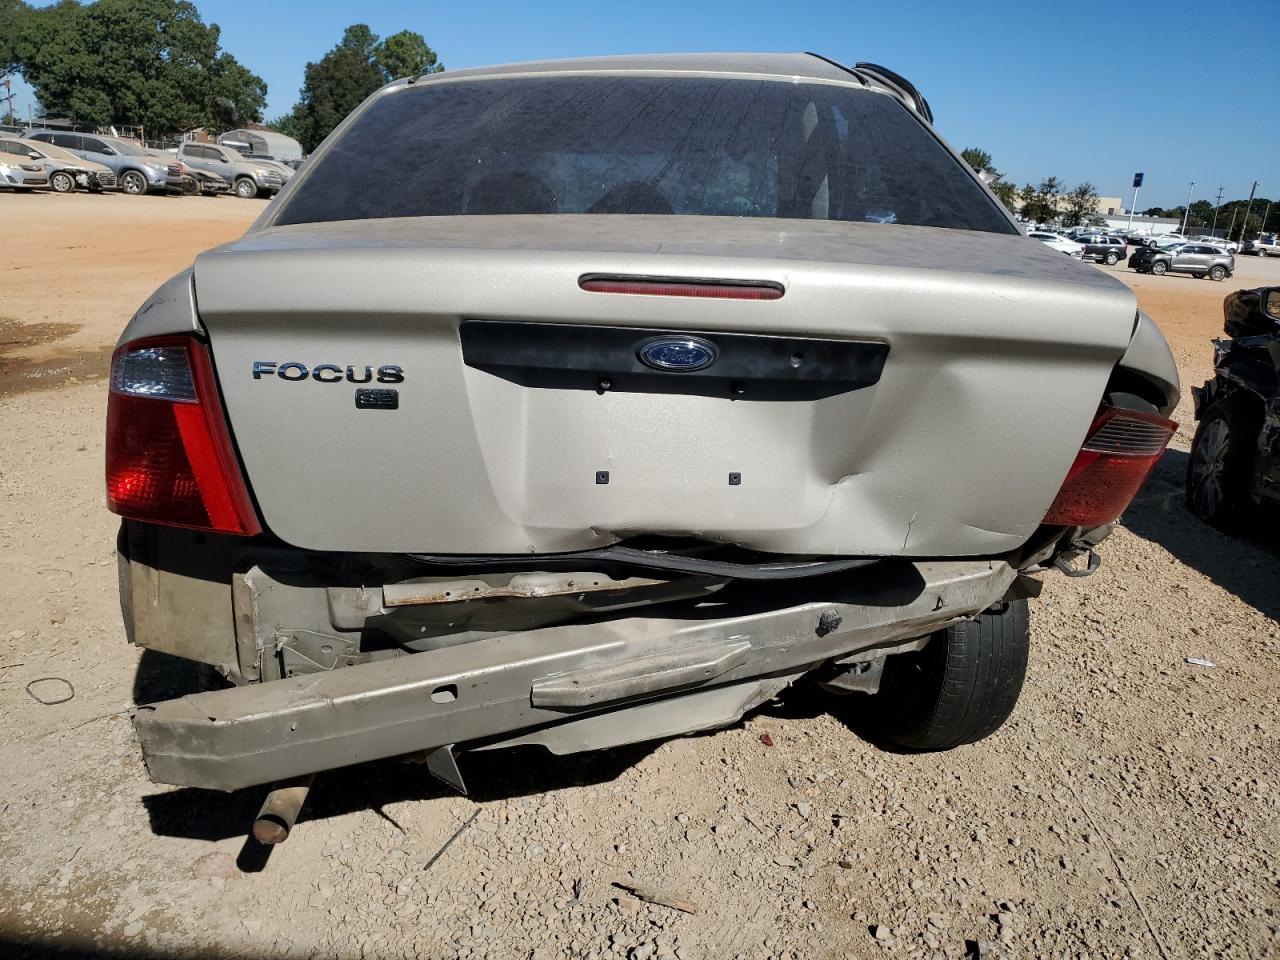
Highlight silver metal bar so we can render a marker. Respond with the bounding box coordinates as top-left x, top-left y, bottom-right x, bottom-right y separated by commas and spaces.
134, 560, 1014, 791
